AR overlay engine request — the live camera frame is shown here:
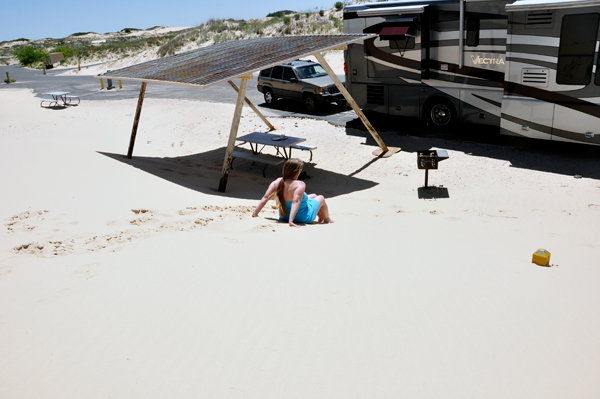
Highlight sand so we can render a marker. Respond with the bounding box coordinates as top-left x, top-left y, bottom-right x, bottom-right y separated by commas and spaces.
1, 87, 599, 398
